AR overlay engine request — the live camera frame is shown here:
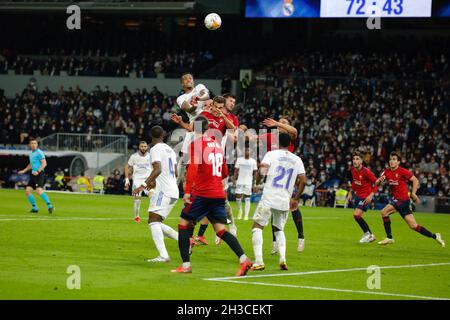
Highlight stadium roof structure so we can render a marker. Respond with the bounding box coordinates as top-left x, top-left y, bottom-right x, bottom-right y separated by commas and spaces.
0, 1, 197, 13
